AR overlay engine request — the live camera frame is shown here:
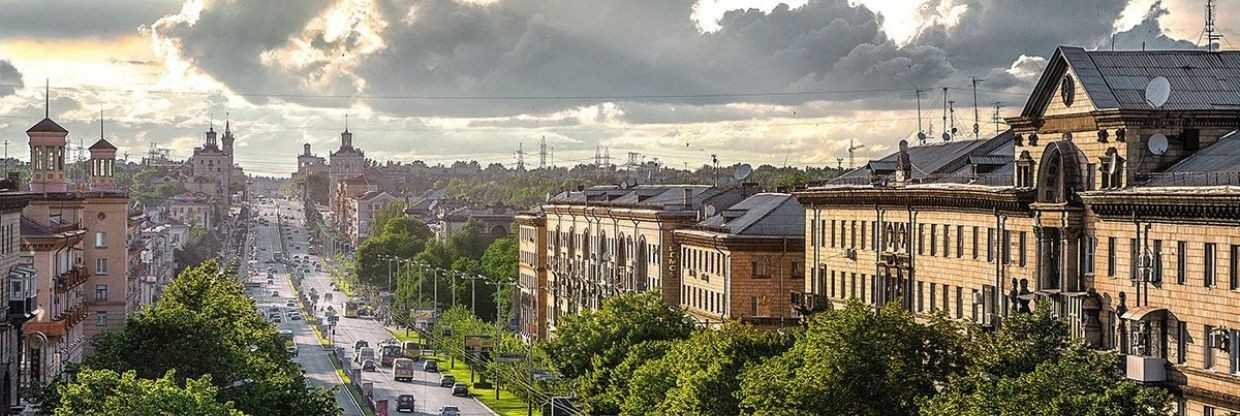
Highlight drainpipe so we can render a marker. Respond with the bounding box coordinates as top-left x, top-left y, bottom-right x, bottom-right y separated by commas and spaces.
908, 205, 917, 312
873, 204, 882, 307
994, 208, 1006, 325
811, 203, 820, 305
